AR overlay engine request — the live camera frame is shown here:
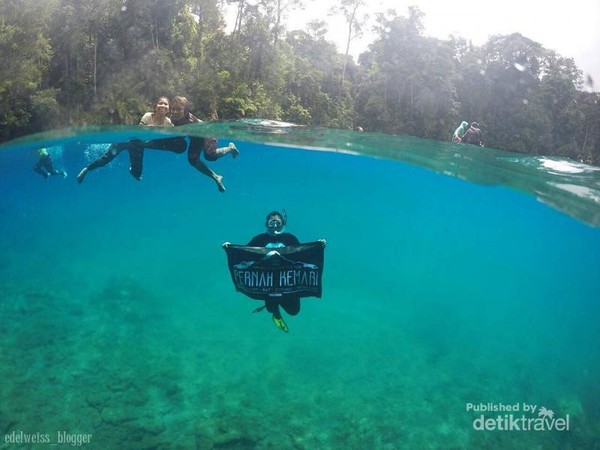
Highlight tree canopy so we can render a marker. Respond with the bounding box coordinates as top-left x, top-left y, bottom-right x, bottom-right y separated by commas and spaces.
0, 0, 598, 163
